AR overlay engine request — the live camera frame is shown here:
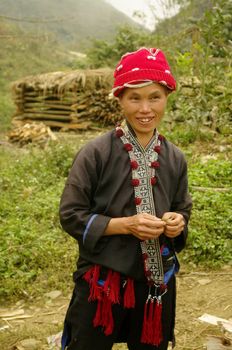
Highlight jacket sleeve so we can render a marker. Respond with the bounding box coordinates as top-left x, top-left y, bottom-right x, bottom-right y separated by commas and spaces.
59, 144, 111, 253
171, 157, 192, 252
